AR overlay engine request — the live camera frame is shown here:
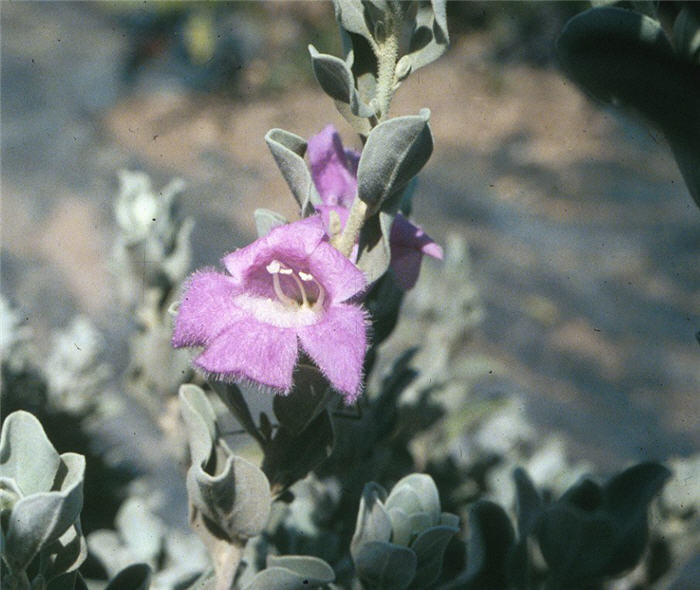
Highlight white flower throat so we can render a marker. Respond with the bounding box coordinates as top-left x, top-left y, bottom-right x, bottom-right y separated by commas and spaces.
266, 260, 325, 311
